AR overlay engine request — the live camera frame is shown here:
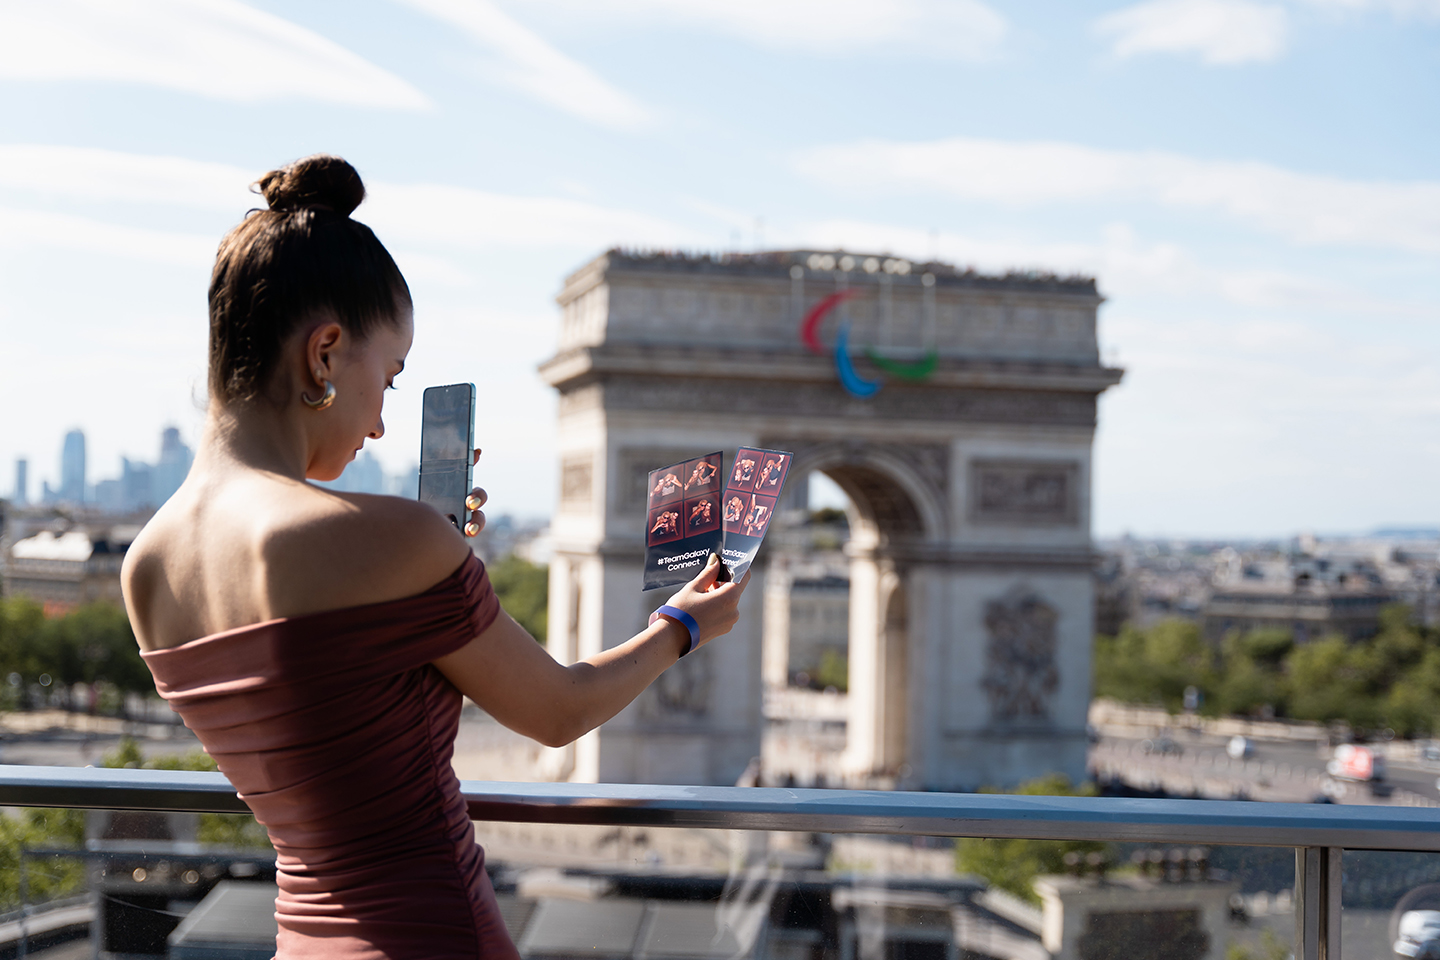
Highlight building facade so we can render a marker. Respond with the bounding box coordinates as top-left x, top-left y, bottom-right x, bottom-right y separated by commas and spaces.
58, 429, 86, 504
541, 249, 1121, 789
